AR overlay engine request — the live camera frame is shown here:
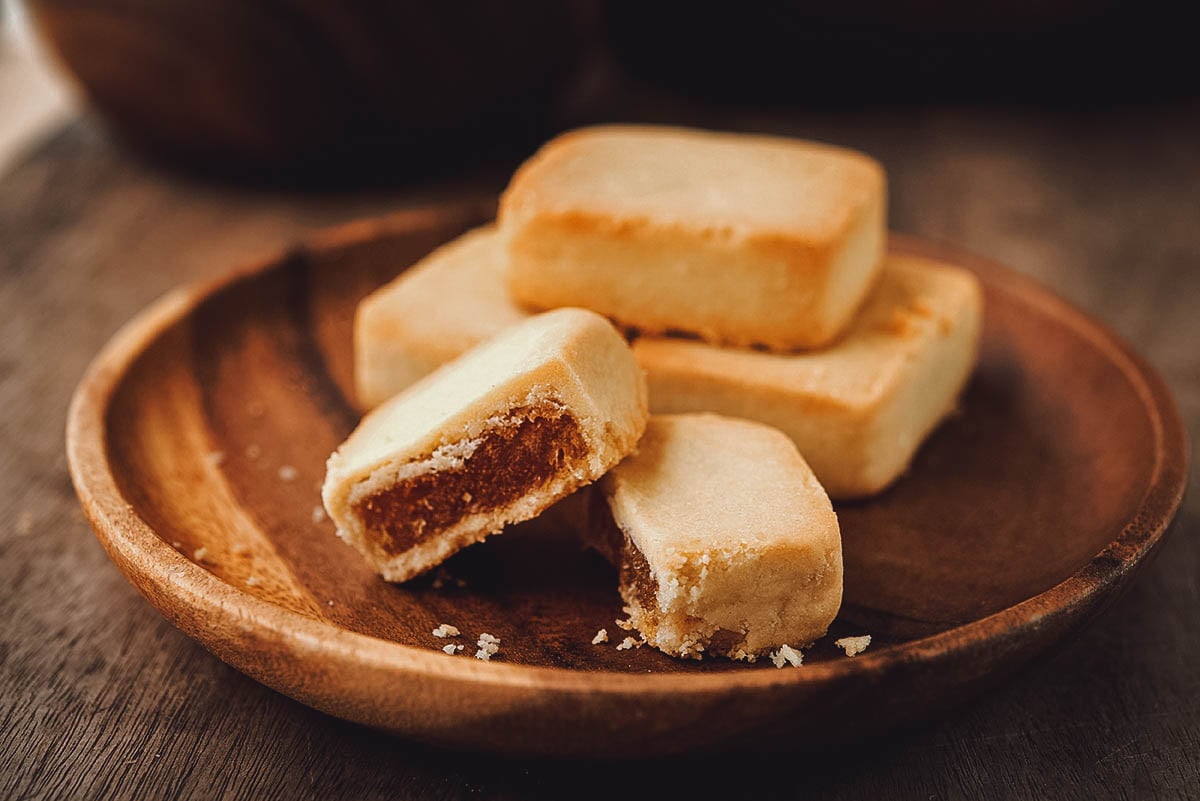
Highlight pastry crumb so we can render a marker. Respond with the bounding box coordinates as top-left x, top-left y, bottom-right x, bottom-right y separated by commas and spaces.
192, 546, 210, 563
311, 506, 327, 524
475, 633, 500, 661
616, 636, 639, 651
204, 450, 225, 468
442, 644, 464, 655
592, 628, 609, 645
770, 644, 803, 668
615, 617, 634, 631
432, 624, 460, 638
835, 635, 872, 657
277, 465, 299, 482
